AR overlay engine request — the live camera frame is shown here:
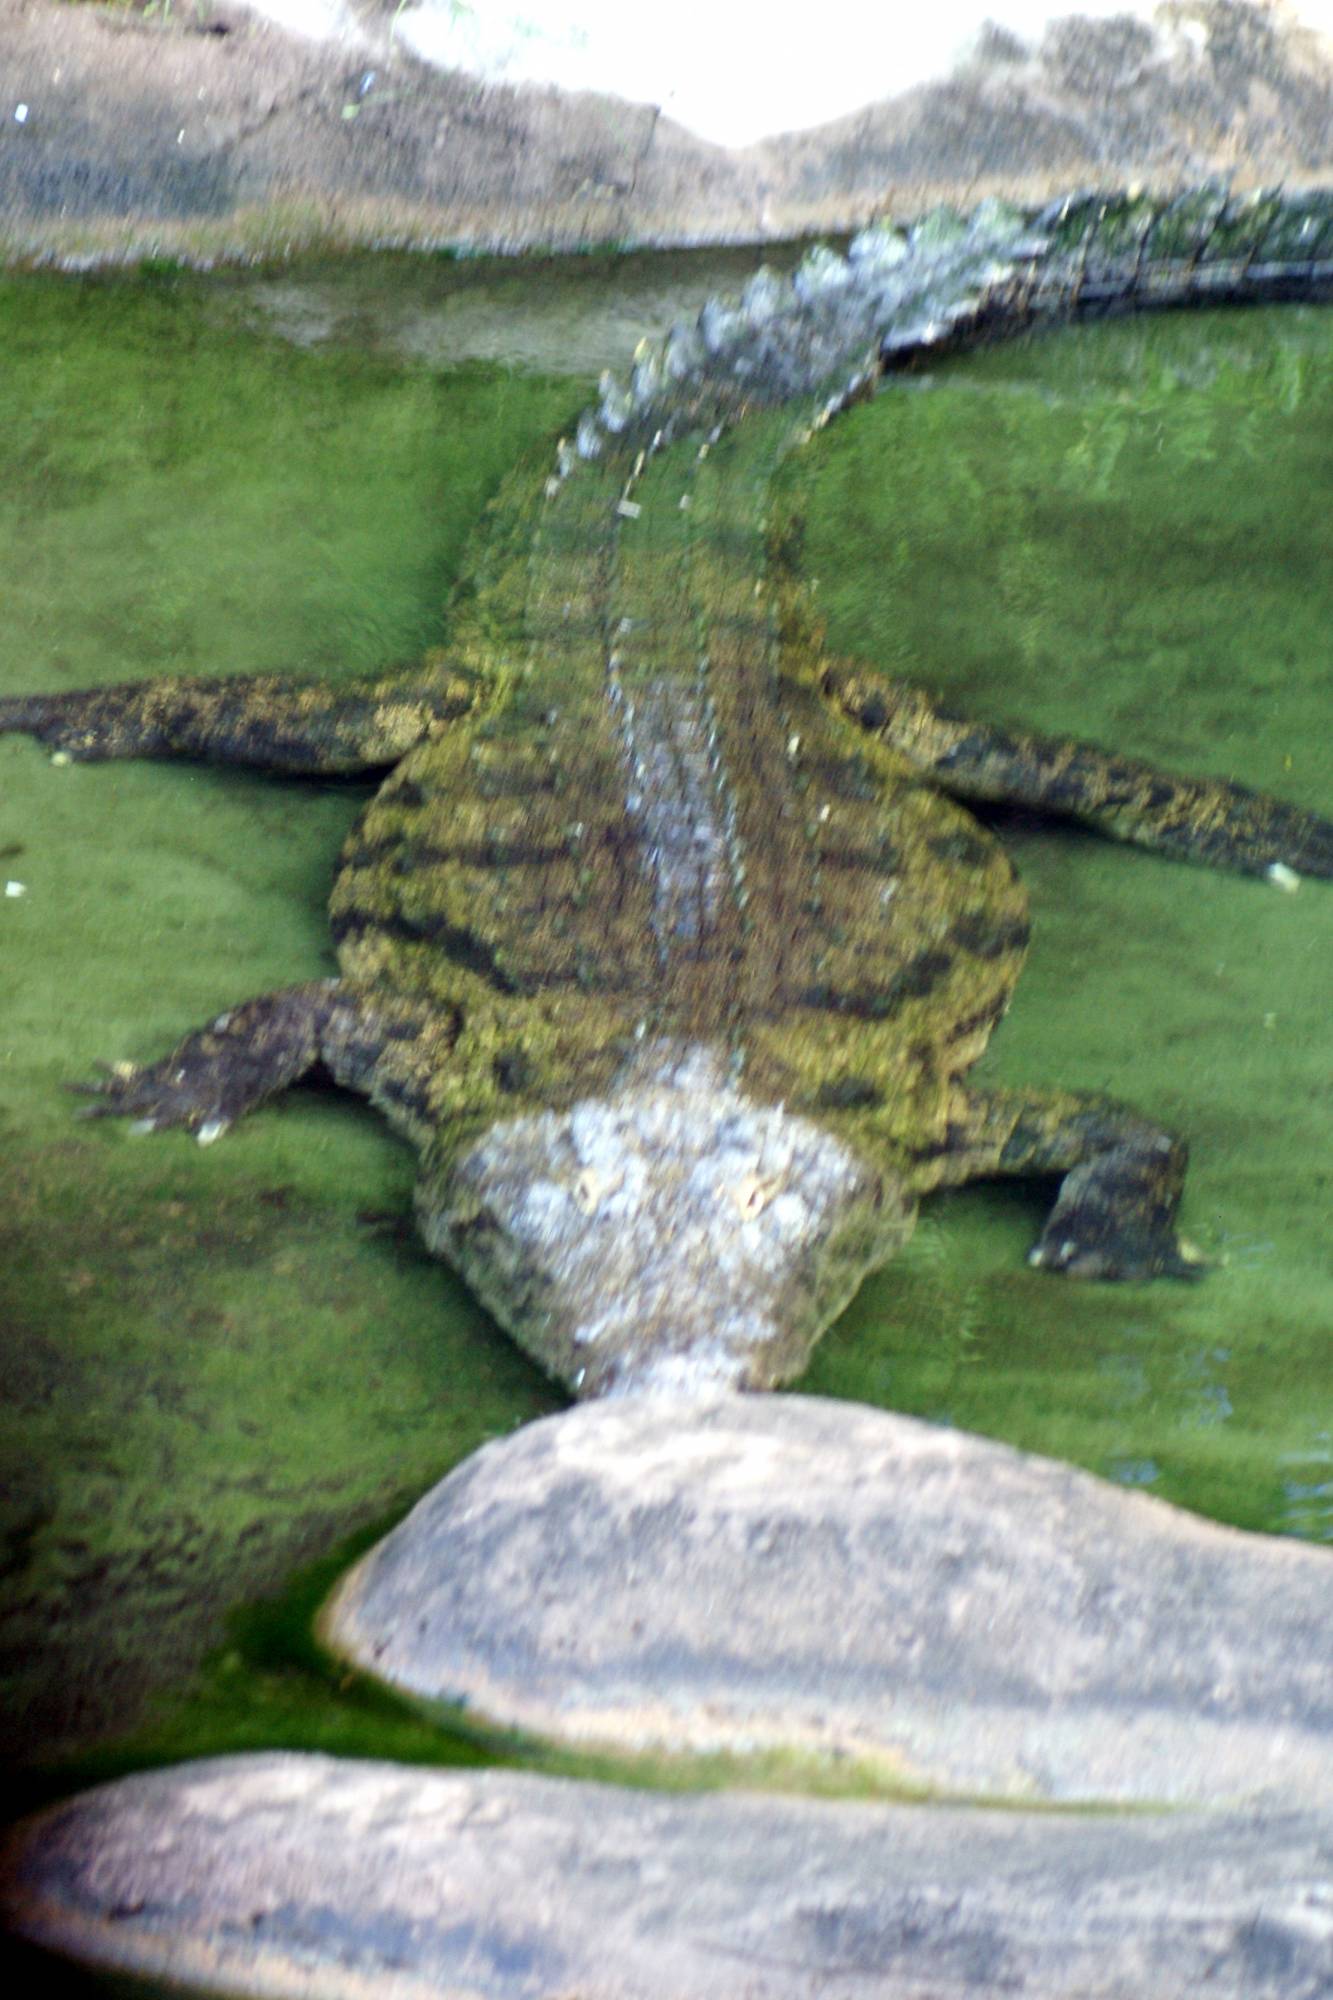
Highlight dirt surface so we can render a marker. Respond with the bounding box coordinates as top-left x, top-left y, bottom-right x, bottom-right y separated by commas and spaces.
1, 1, 1330, 266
